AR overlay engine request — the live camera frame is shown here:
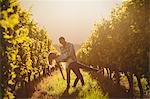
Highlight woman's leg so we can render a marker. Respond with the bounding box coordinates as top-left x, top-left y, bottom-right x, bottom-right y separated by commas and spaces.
77, 62, 98, 72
